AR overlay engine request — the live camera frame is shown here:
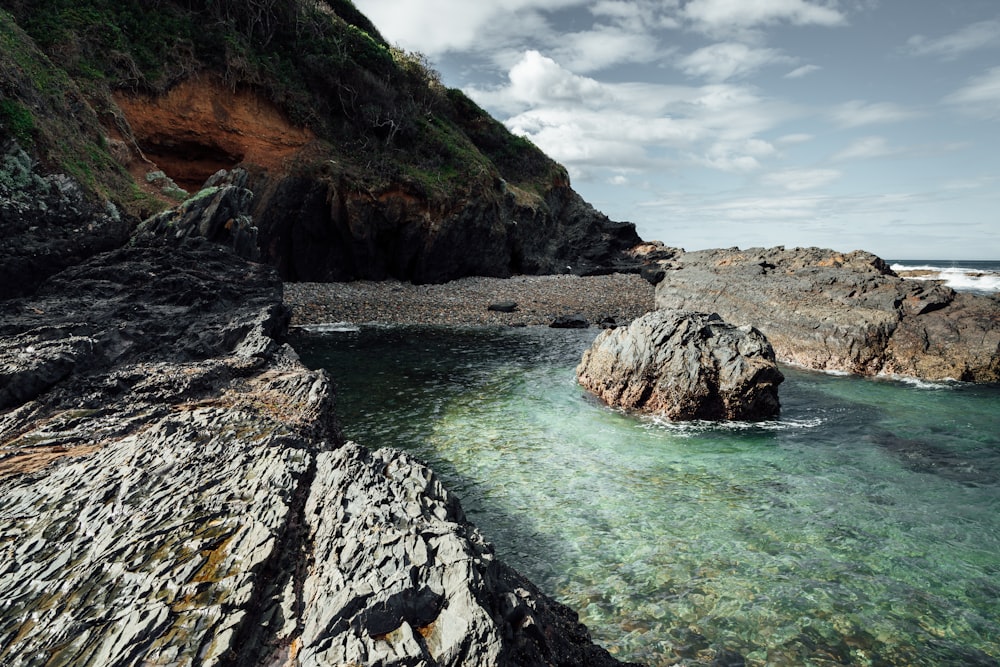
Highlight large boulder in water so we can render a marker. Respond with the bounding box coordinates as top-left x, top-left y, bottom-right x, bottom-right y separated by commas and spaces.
576, 310, 784, 421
